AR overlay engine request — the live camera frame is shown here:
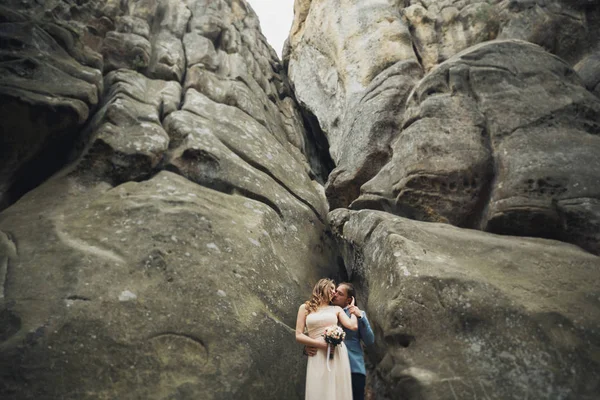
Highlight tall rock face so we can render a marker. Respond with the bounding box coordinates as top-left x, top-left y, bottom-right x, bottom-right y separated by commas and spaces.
1, 0, 600, 399
287, 1, 600, 399
0, 1, 335, 399
287, 0, 600, 253
286, 0, 423, 209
